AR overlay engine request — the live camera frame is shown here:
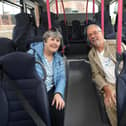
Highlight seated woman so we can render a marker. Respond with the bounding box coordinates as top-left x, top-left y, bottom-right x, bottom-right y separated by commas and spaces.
28, 28, 66, 126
